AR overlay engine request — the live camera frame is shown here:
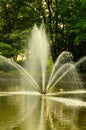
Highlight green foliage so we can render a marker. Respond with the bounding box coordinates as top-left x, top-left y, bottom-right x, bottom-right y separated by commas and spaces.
0, 42, 13, 57
0, 0, 42, 60
47, 56, 53, 72
0, 0, 85, 61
